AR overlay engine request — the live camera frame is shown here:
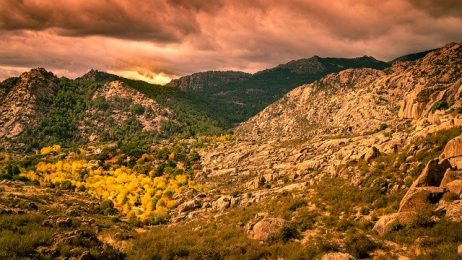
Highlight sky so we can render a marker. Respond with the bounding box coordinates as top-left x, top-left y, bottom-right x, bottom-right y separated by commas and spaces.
0, 0, 461, 85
